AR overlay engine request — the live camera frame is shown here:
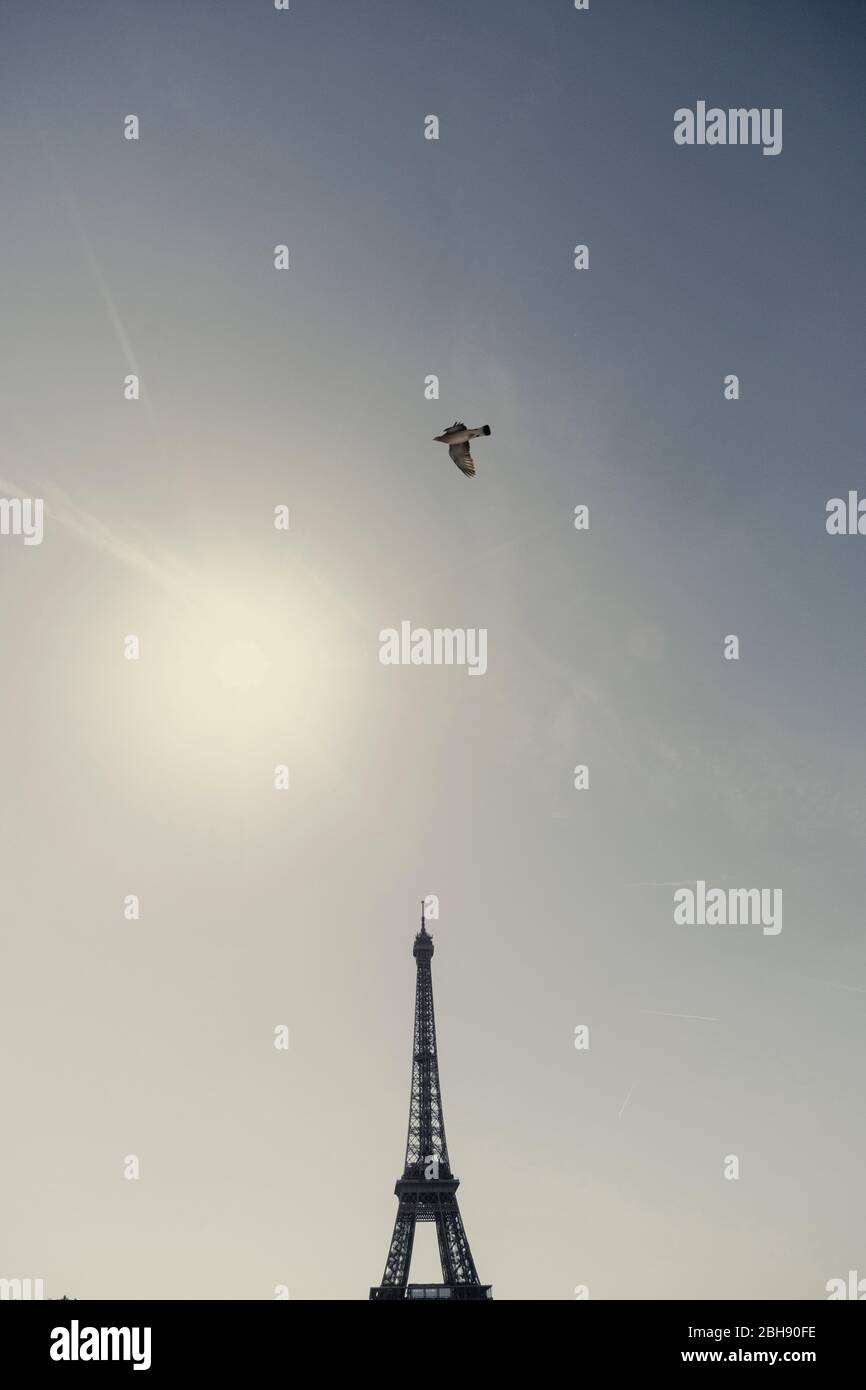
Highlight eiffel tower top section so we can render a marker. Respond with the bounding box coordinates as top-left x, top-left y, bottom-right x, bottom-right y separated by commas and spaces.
405, 901, 448, 1176
413, 901, 434, 960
